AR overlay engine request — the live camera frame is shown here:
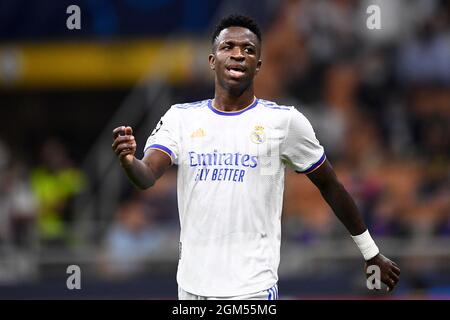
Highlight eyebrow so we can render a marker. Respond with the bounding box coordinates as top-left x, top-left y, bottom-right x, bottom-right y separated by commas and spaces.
220, 40, 256, 47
